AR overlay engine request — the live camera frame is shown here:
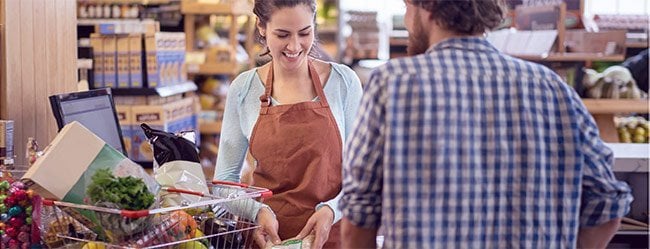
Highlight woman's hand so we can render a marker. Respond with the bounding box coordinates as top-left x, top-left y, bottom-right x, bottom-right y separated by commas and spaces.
295, 206, 335, 249
255, 207, 281, 248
